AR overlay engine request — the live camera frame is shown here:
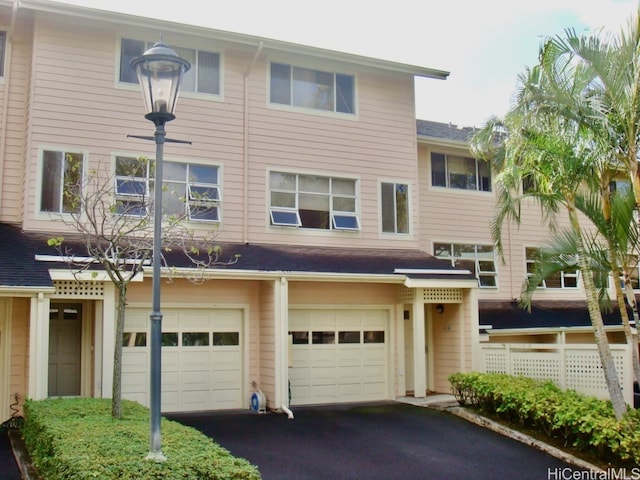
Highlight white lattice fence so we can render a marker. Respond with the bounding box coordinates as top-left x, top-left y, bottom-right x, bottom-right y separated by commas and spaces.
480, 343, 633, 405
